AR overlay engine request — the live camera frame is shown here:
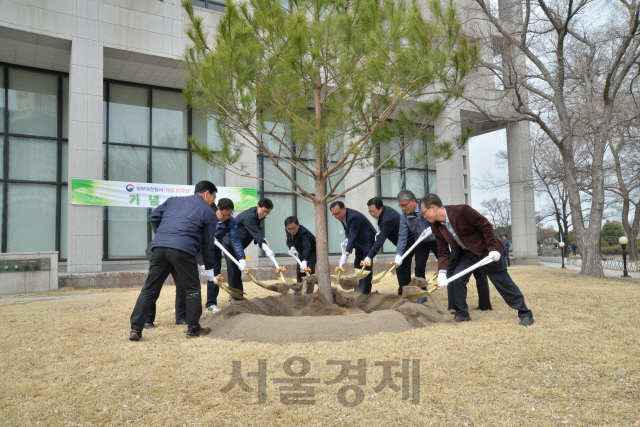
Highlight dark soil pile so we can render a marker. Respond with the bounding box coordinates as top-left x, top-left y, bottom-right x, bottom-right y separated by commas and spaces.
202, 288, 450, 344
